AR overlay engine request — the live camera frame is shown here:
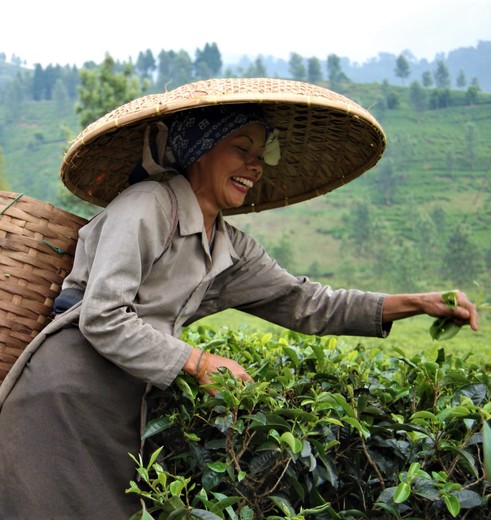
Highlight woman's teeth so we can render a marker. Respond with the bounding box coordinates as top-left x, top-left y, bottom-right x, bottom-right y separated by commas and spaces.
232, 177, 253, 188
